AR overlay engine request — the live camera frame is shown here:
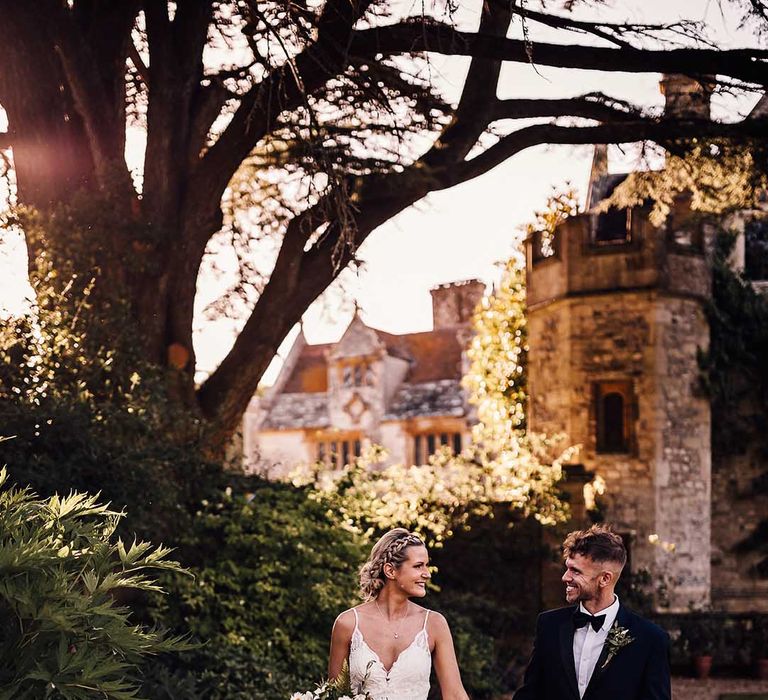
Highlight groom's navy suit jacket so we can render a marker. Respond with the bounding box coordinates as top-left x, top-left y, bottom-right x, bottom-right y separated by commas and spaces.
512, 604, 671, 700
